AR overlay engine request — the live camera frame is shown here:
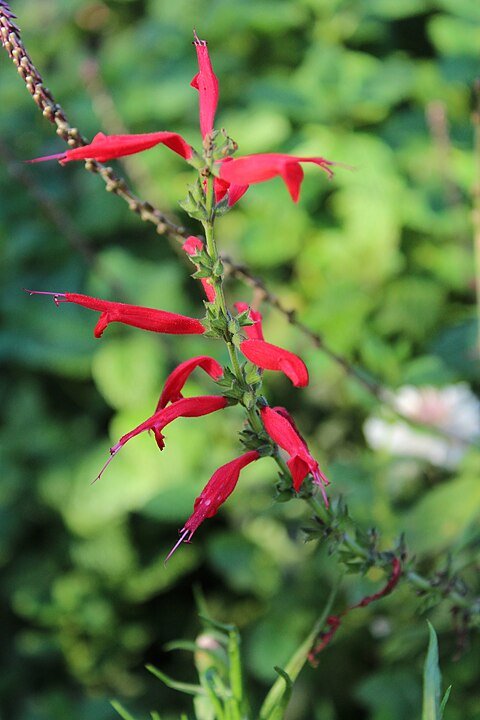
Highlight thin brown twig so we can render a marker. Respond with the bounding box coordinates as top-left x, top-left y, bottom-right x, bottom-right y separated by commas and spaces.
1, 2, 478, 450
